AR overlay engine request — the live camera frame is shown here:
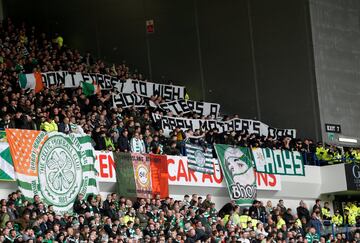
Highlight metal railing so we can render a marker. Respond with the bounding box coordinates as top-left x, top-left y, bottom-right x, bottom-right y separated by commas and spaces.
320, 223, 360, 241
301, 151, 360, 166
